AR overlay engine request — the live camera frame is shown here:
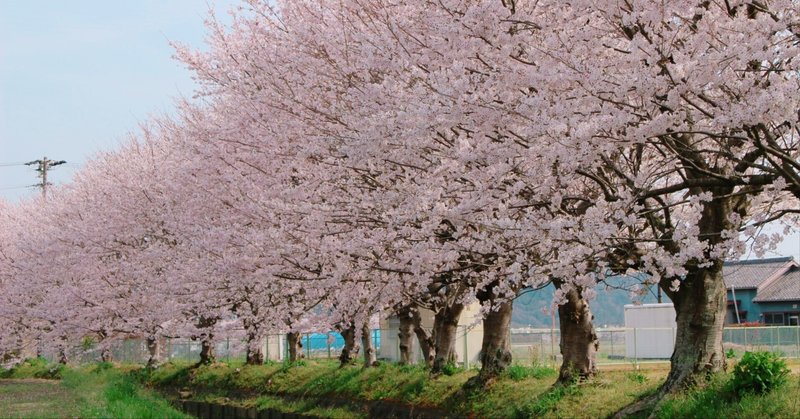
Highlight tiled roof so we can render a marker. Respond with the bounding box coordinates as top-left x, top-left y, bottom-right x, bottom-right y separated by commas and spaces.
754, 267, 800, 302
724, 257, 794, 290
